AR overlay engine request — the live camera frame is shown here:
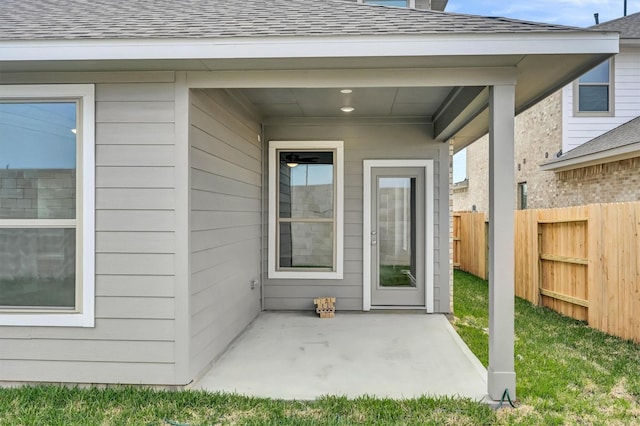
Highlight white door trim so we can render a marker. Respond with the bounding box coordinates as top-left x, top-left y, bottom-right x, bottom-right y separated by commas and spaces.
363, 159, 434, 313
